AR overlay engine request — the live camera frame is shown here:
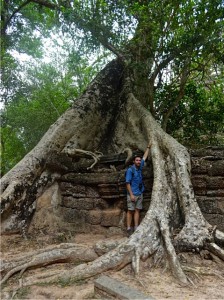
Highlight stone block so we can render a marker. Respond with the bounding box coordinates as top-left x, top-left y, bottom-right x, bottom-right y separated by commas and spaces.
94, 198, 110, 209
191, 176, 206, 189
208, 160, 224, 176
191, 158, 210, 174
203, 213, 224, 231
86, 210, 102, 225
217, 198, 224, 214
62, 207, 87, 224
191, 148, 224, 158
101, 209, 121, 227
61, 172, 120, 184
94, 275, 153, 299
196, 197, 223, 214
62, 197, 94, 210
98, 184, 120, 197
100, 195, 120, 199
207, 189, 224, 197
118, 182, 126, 191
116, 199, 125, 210
206, 177, 224, 189
194, 189, 207, 196
60, 182, 85, 194
85, 187, 100, 197
35, 184, 57, 209
91, 224, 108, 234
108, 226, 124, 235
60, 183, 99, 198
